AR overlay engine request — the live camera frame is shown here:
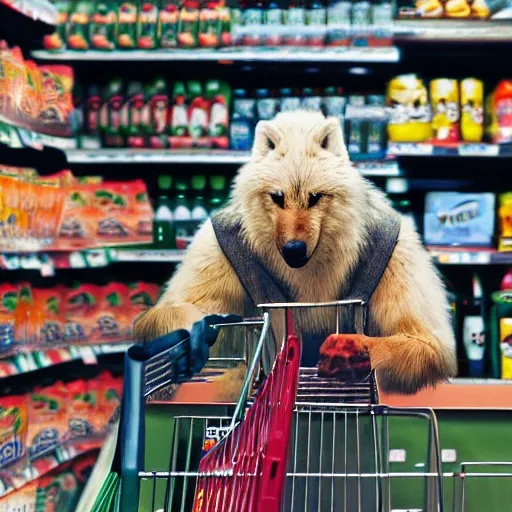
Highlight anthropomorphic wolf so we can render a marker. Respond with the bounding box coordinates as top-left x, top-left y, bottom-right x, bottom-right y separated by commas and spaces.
135, 111, 457, 394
